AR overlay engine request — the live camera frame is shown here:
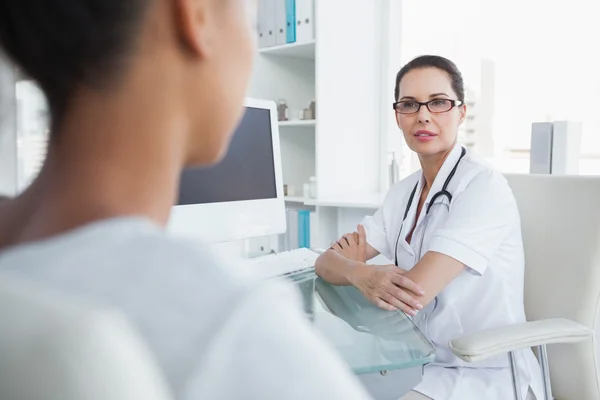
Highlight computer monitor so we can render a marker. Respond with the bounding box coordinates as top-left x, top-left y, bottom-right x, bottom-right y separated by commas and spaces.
167, 98, 286, 243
